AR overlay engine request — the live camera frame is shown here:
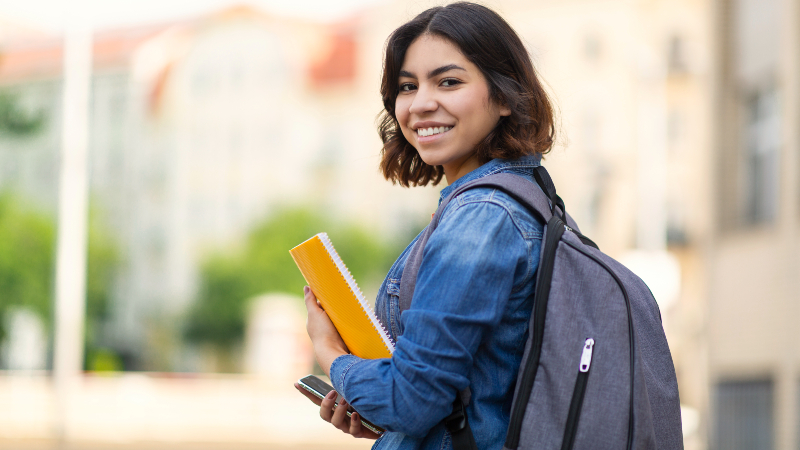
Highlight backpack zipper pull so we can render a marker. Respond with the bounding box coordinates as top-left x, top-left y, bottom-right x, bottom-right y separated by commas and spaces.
580, 338, 595, 372
564, 224, 572, 232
